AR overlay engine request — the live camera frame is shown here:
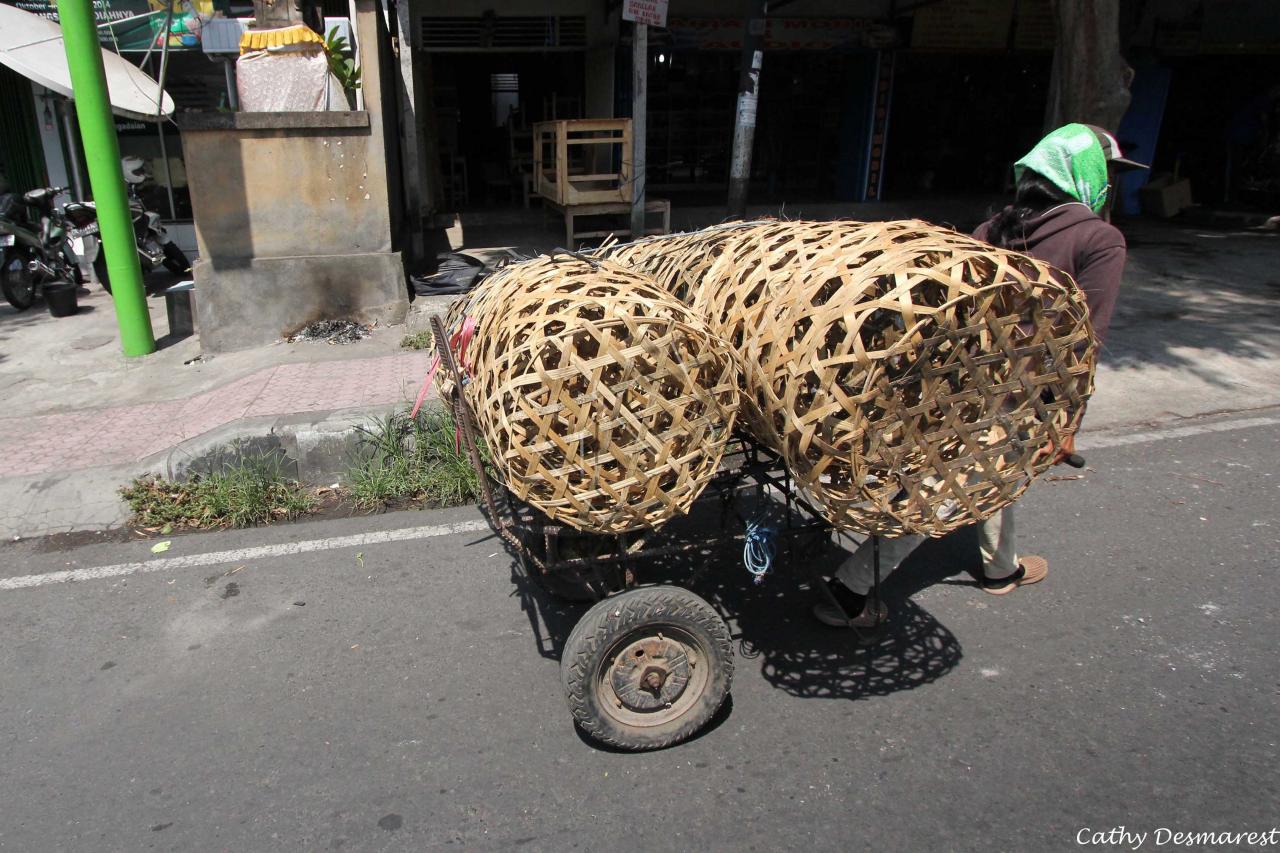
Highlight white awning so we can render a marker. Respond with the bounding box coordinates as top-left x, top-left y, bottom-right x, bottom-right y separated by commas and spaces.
0, 4, 174, 123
